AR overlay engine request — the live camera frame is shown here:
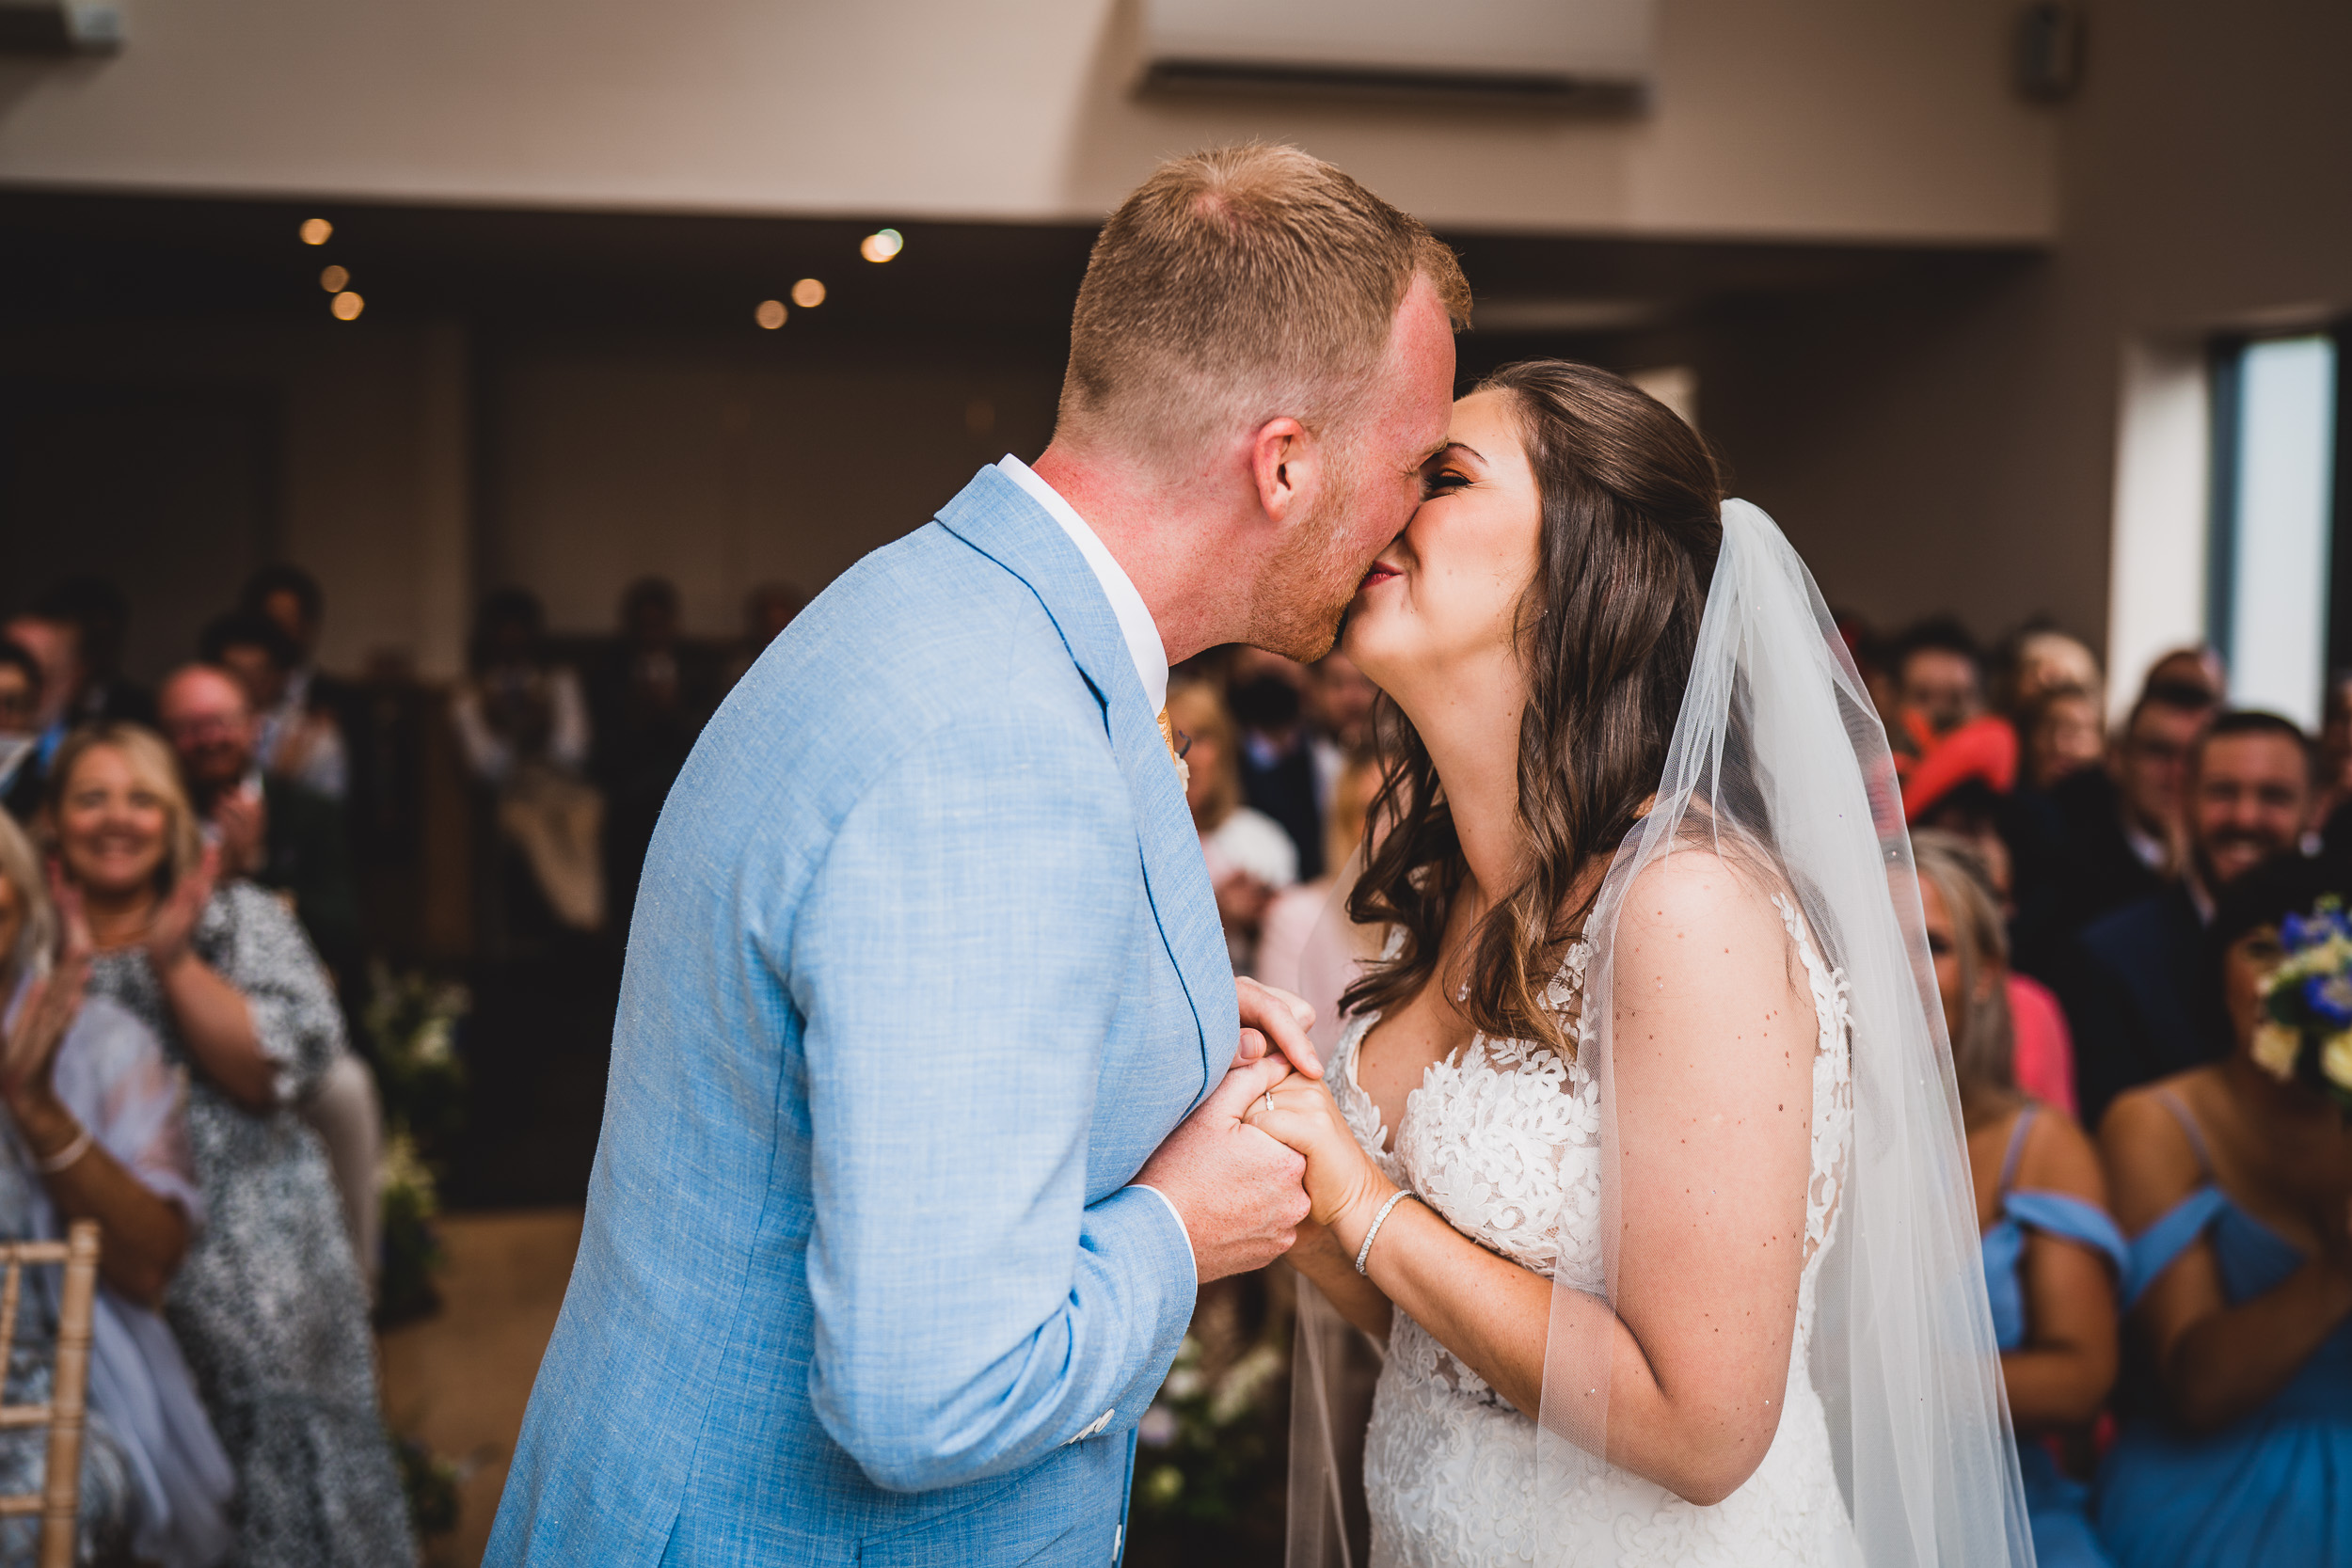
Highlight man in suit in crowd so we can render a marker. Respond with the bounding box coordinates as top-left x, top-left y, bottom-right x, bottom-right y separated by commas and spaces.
200, 609, 351, 802
2046, 681, 2219, 934
1231, 650, 1326, 883
490, 145, 1466, 1565
2064, 709, 2313, 1126
155, 663, 363, 990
